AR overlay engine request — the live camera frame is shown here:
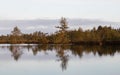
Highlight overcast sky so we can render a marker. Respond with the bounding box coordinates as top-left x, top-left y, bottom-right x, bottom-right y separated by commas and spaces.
0, 0, 120, 35
0, 0, 120, 22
